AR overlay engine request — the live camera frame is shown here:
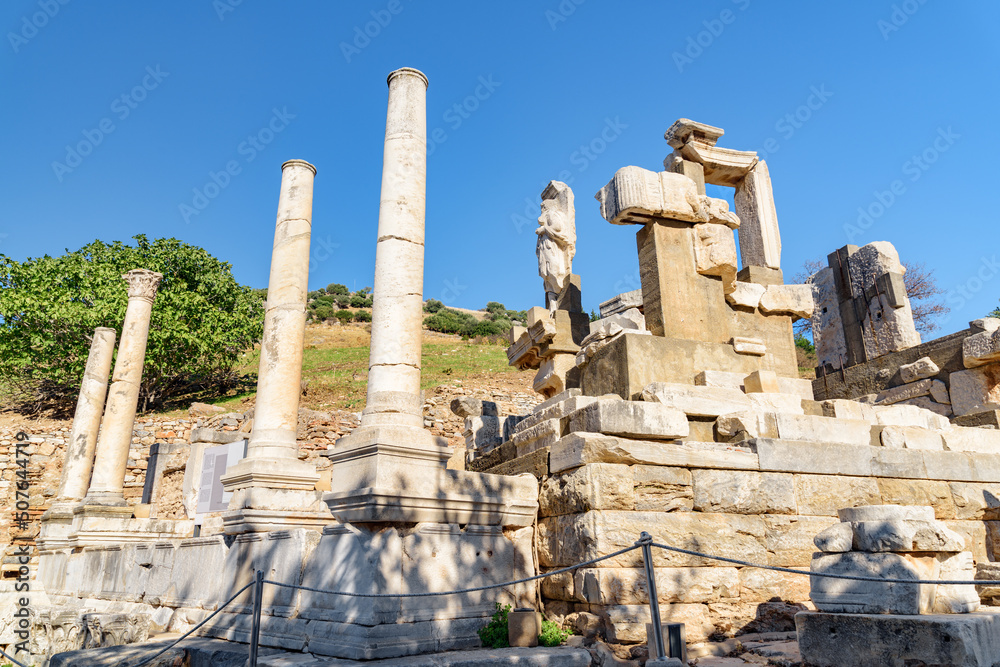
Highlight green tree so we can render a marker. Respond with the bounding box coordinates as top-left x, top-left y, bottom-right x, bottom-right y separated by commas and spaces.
353, 310, 372, 322
0, 235, 264, 414
424, 299, 444, 313
334, 309, 354, 324
350, 294, 367, 308
312, 305, 333, 321
485, 301, 506, 314
326, 283, 349, 296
